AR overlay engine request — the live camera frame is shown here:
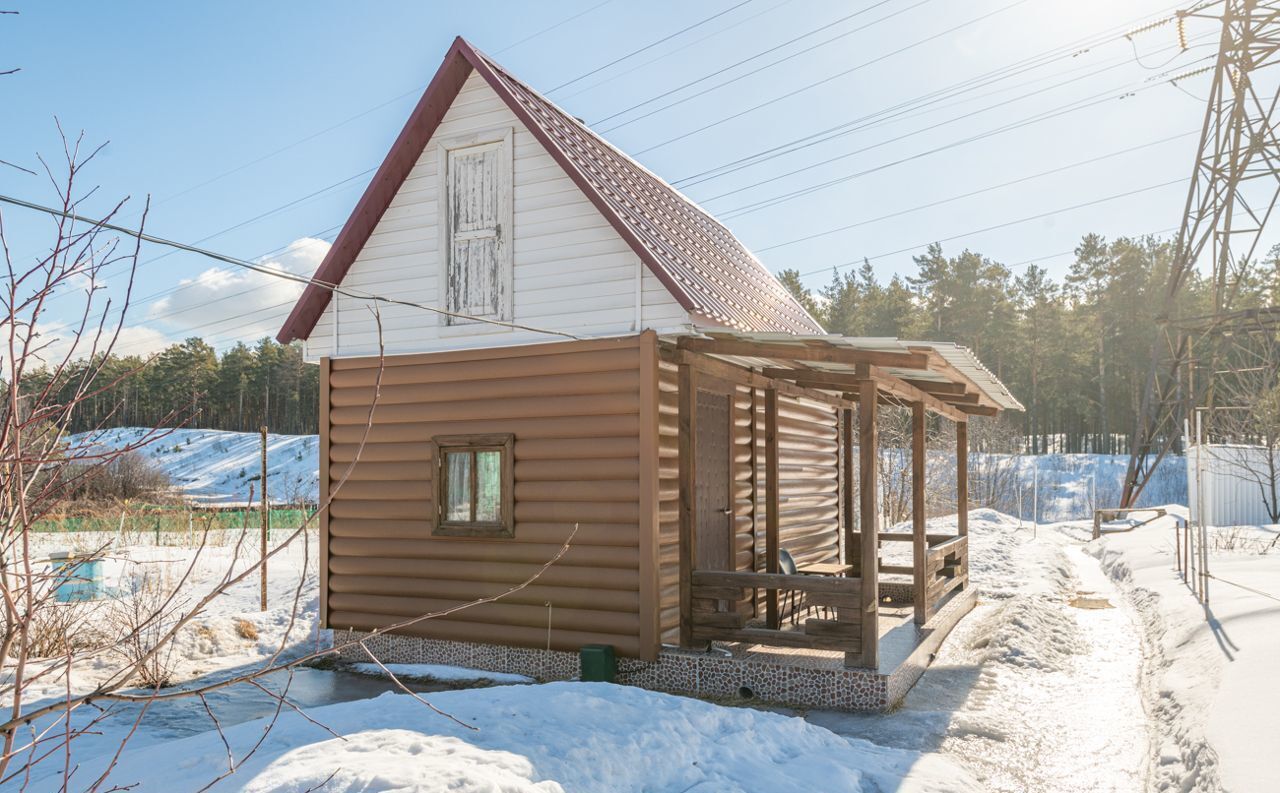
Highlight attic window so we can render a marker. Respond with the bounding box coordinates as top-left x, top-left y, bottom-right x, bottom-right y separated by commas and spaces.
432, 434, 514, 537
437, 127, 513, 325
